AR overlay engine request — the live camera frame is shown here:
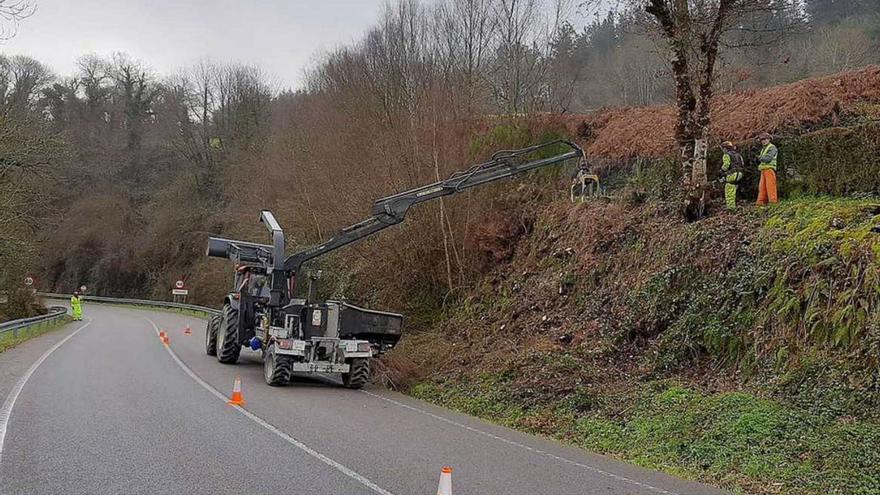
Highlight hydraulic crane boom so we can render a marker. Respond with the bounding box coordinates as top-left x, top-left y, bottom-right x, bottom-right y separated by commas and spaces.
282, 140, 584, 276
208, 140, 584, 307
